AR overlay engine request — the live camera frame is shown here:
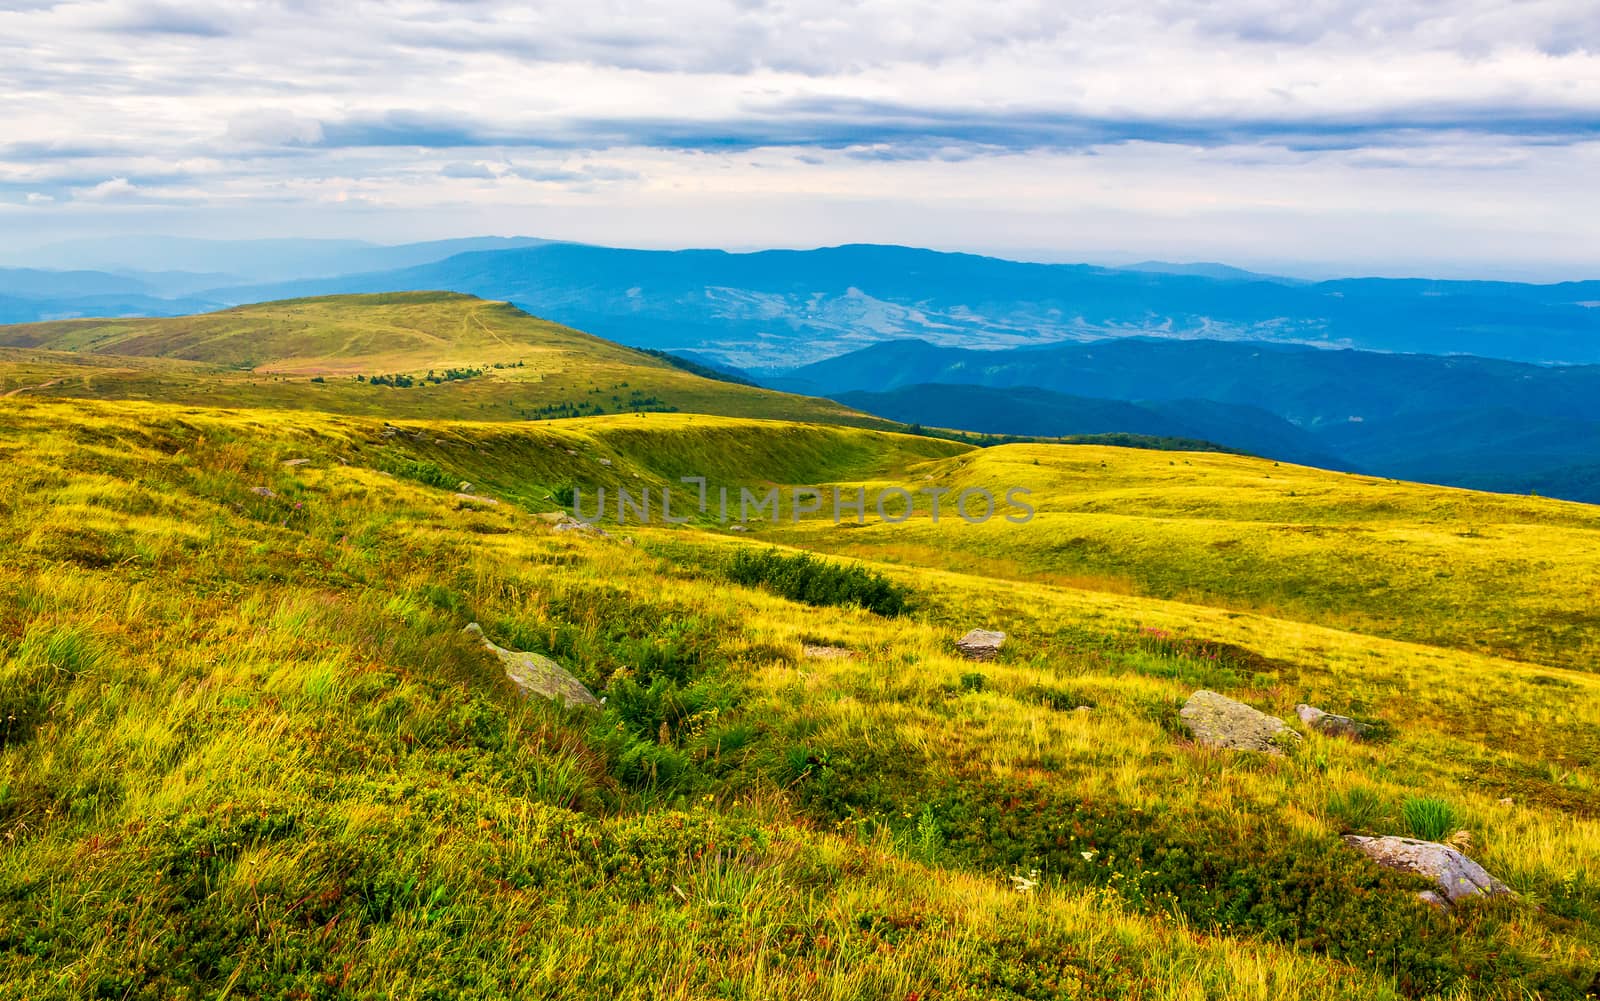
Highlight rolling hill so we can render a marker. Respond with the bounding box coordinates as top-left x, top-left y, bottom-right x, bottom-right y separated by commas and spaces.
1, 391, 1598, 998
4, 285, 1600, 998
0, 292, 880, 427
